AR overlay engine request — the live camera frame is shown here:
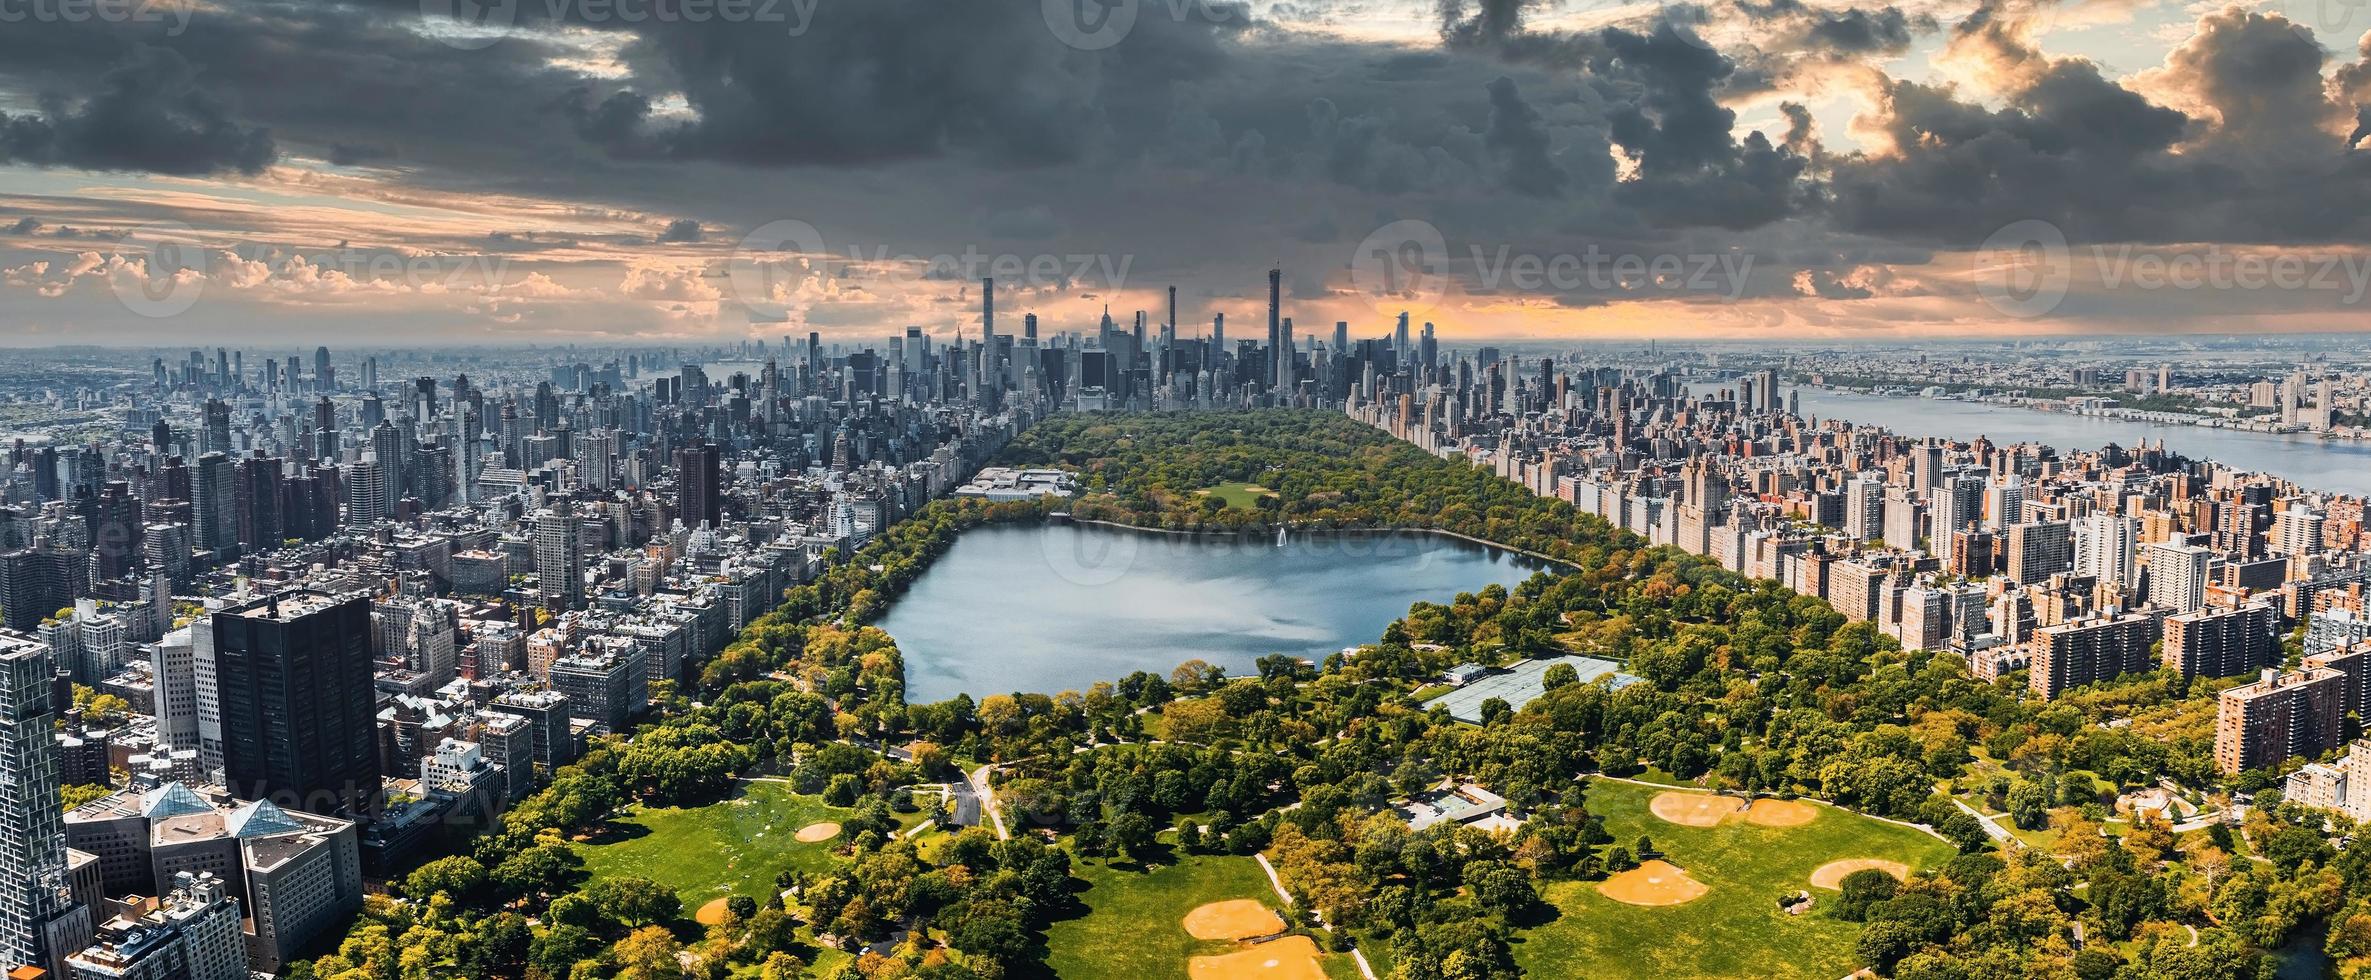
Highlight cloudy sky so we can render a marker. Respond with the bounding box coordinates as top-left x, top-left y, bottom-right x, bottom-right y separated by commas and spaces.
3, 0, 2370, 346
